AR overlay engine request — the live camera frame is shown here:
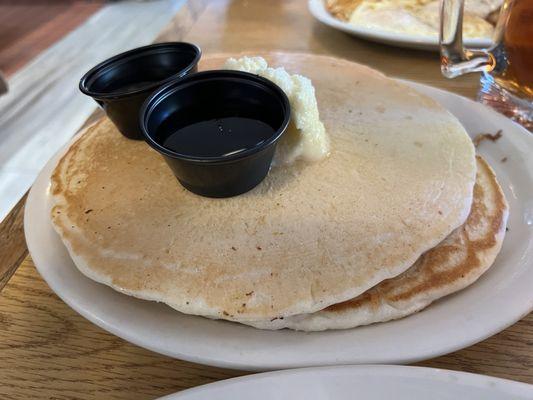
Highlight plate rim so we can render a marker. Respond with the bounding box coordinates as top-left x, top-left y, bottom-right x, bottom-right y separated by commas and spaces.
159, 365, 533, 399
25, 74, 533, 371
